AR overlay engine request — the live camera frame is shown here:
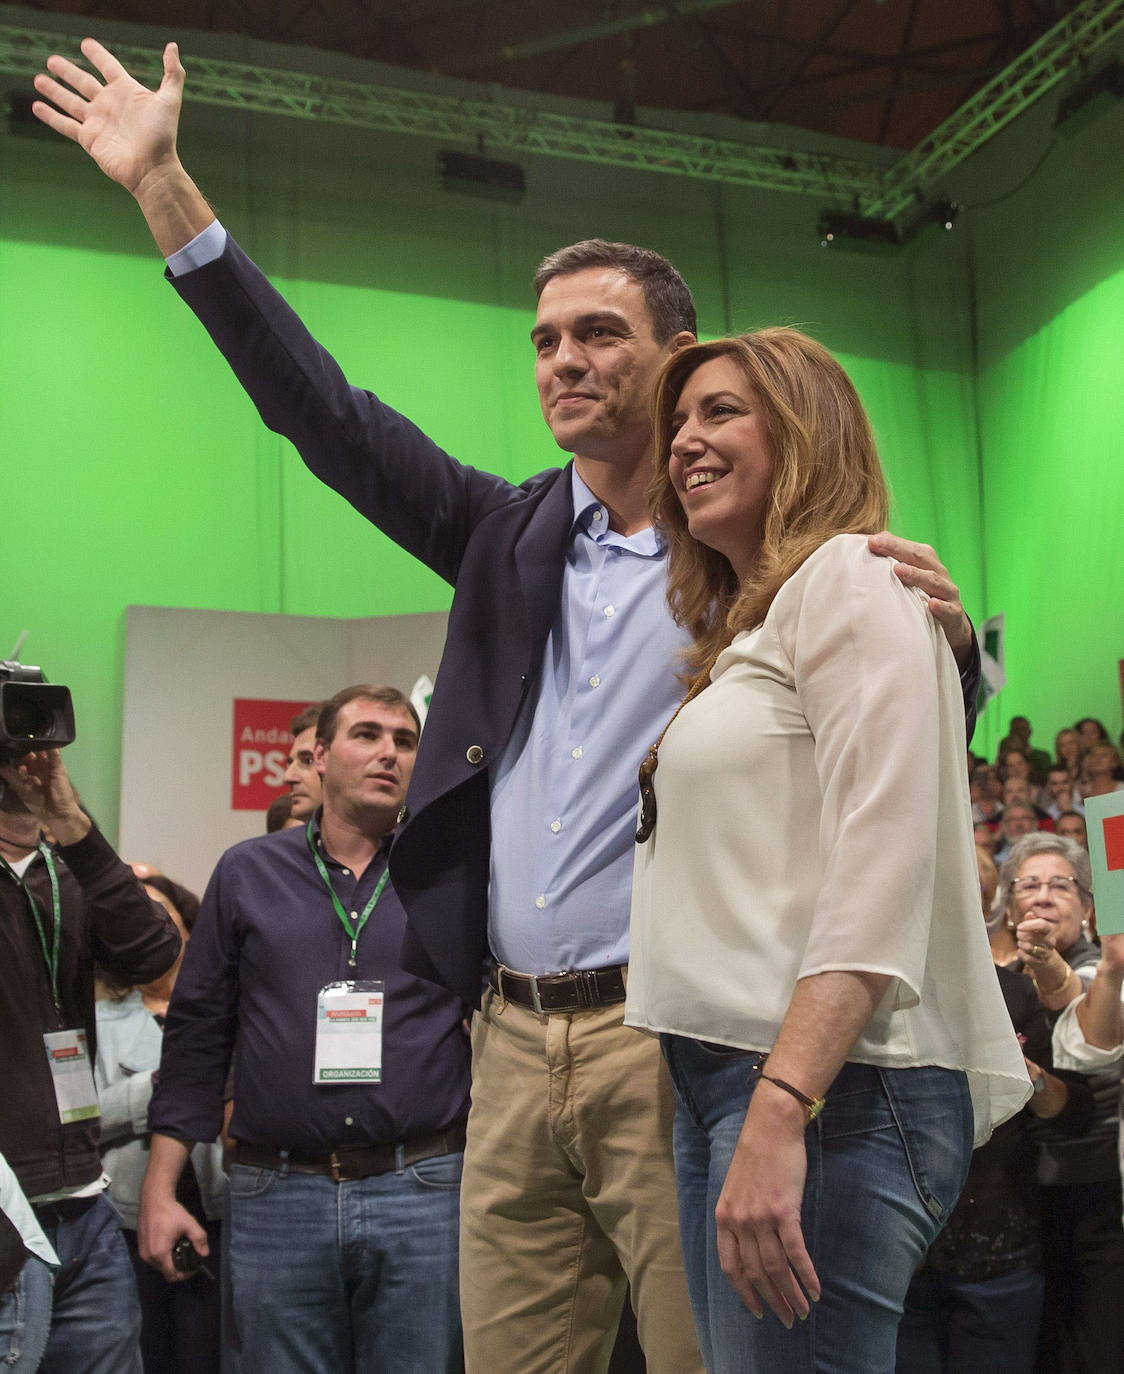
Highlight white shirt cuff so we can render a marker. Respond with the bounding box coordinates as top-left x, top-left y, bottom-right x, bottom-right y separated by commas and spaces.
166, 220, 227, 277
1051, 995, 1124, 1070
